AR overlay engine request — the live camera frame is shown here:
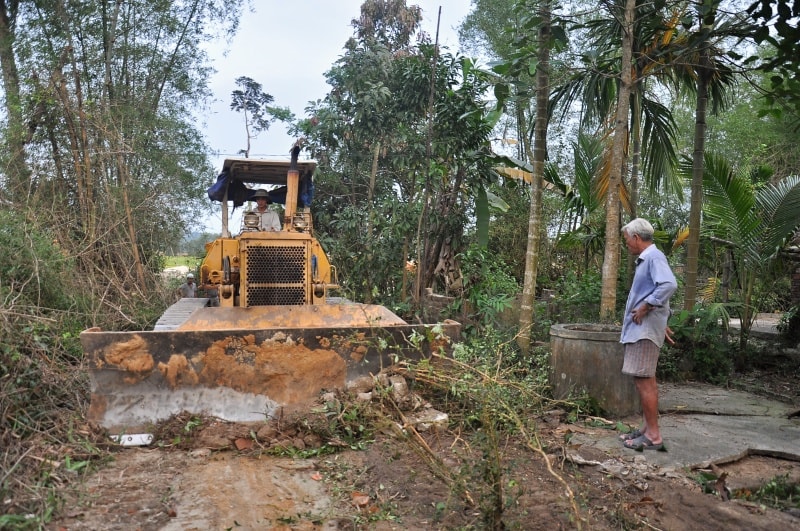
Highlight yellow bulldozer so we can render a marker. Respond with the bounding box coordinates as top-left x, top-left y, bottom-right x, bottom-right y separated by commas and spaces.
81, 145, 460, 435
